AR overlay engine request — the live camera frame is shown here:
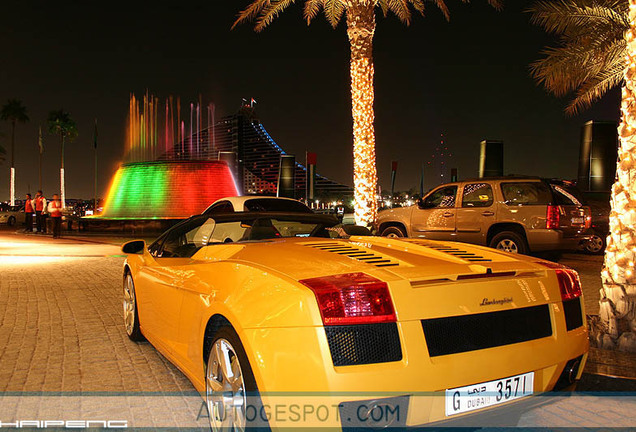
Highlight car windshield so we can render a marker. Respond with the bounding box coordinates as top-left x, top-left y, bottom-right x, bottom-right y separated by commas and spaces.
243, 198, 313, 213
149, 212, 364, 258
